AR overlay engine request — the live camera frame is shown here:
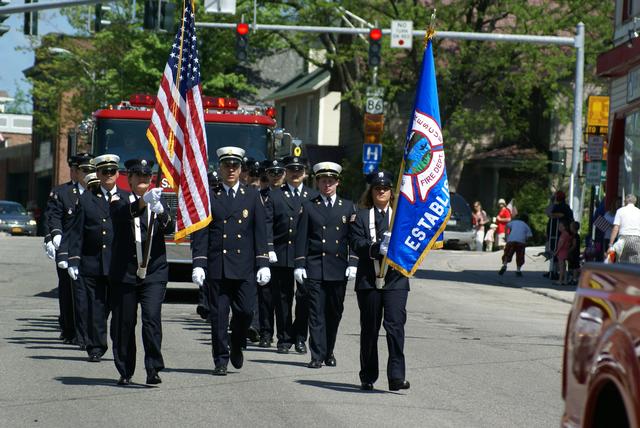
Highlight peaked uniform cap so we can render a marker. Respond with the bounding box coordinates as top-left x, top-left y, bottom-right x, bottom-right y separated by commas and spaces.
94, 154, 120, 170
217, 146, 245, 163
313, 161, 342, 178
283, 155, 307, 170
264, 158, 285, 172
125, 158, 154, 175
366, 170, 393, 187
85, 172, 99, 187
